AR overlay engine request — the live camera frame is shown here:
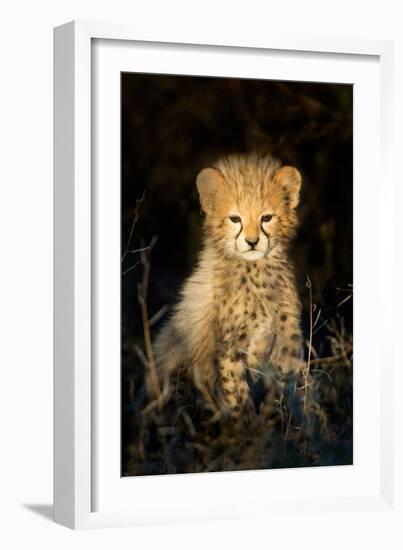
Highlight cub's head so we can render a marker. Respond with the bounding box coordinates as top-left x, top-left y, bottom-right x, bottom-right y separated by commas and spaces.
196, 154, 302, 261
